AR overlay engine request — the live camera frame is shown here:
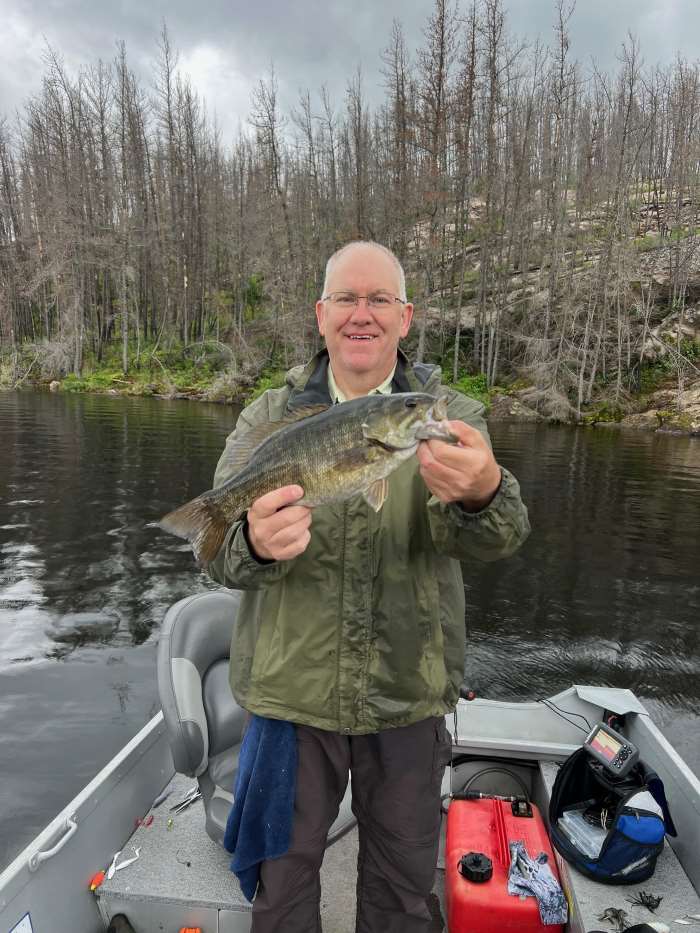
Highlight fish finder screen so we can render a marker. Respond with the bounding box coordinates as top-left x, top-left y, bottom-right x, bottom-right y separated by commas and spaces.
589, 727, 621, 762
